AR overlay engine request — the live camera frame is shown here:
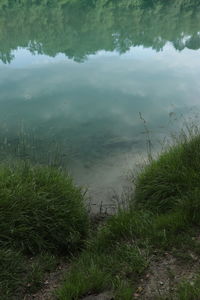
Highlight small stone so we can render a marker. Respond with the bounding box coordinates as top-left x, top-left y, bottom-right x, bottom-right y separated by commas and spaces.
137, 286, 143, 293
190, 253, 198, 261
82, 292, 113, 300
160, 281, 164, 285
134, 293, 140, 298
